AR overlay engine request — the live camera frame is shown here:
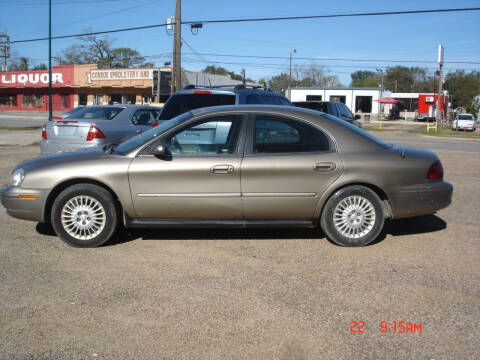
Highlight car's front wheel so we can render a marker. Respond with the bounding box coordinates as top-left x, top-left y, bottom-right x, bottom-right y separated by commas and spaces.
320, 185, 385, 247
51, 184, 119, 247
